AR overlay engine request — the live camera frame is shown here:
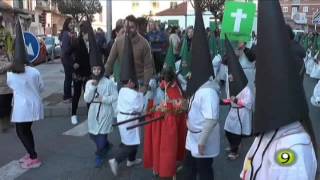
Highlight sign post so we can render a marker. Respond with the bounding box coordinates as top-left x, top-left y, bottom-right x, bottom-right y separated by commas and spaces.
221, 1, 256, 41
23, 32, 40, 63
